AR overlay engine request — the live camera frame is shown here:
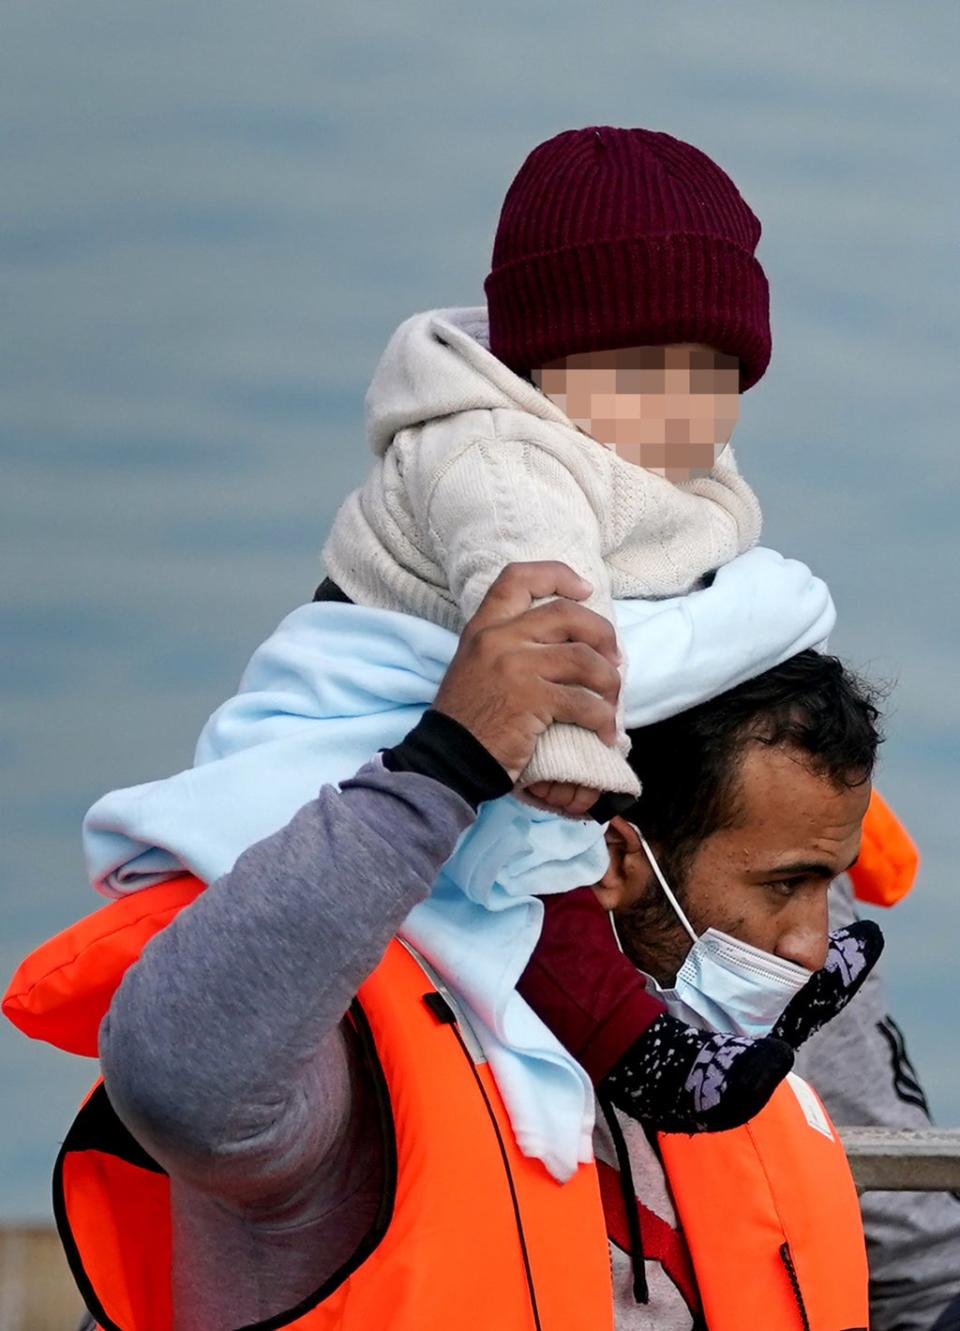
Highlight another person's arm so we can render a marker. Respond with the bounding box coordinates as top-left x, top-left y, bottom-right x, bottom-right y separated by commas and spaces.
794, 877, 960, 1331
